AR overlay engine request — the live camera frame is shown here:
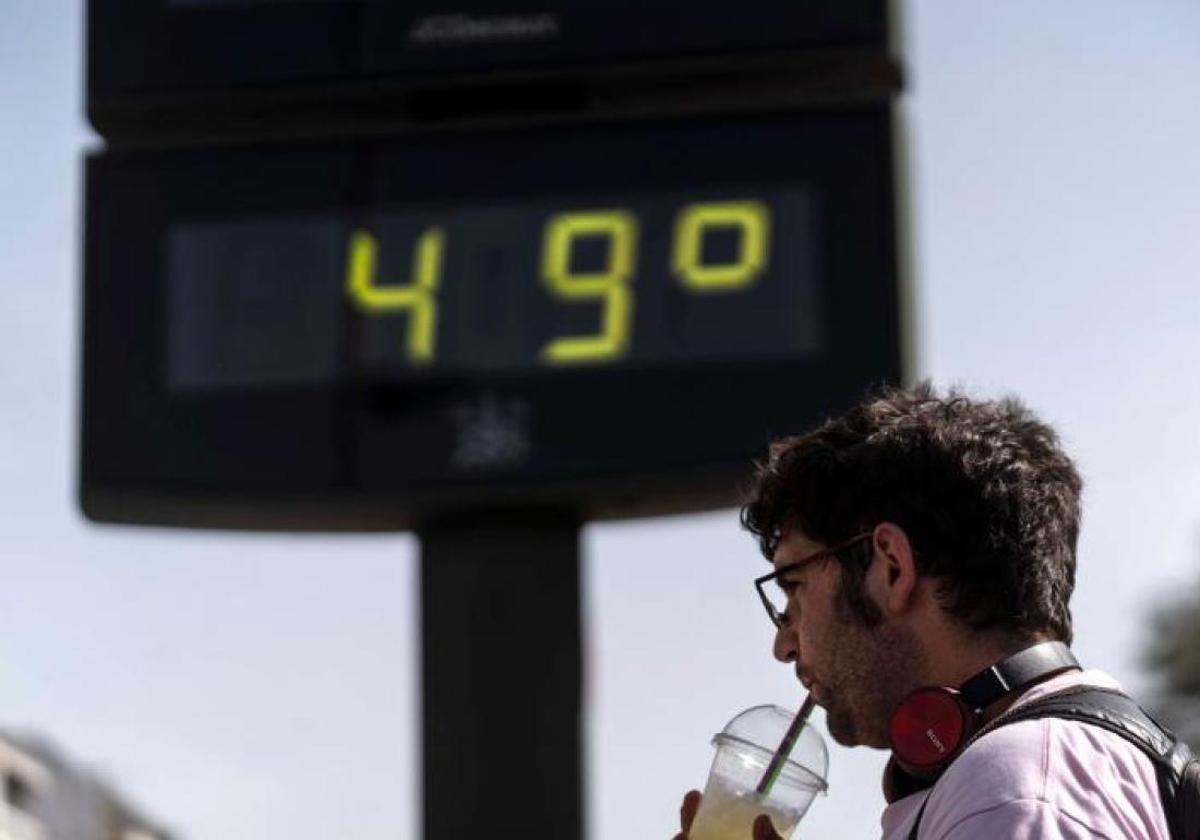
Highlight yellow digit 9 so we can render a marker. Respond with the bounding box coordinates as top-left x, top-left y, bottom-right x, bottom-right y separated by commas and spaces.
539, 210, 638, 364
672, 201, 771, 292
345, 226, 445, 364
